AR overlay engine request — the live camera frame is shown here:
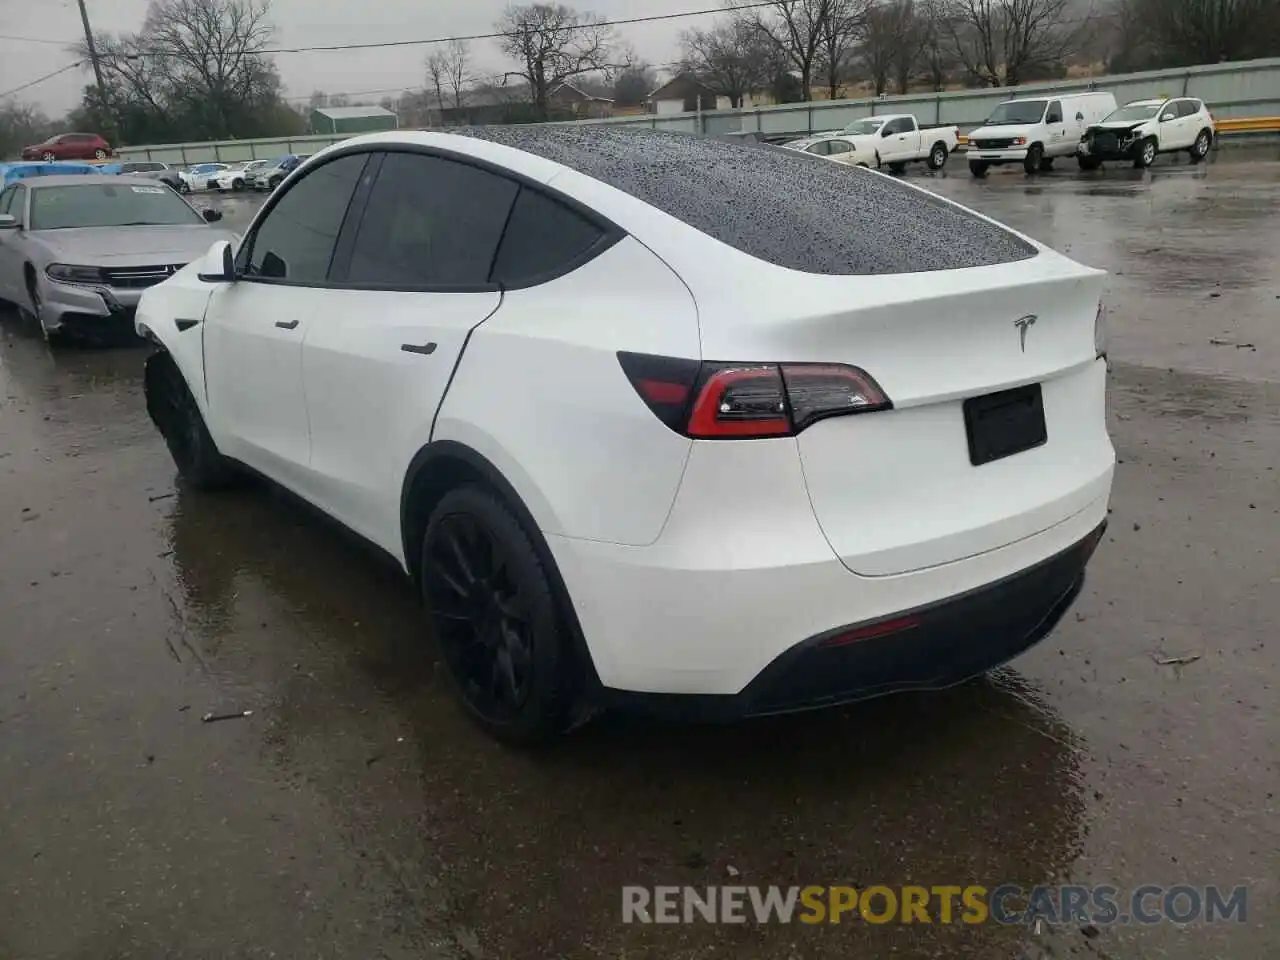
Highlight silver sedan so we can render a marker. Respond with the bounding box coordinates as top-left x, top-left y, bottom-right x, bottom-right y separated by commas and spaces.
0, 174, 238, 341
